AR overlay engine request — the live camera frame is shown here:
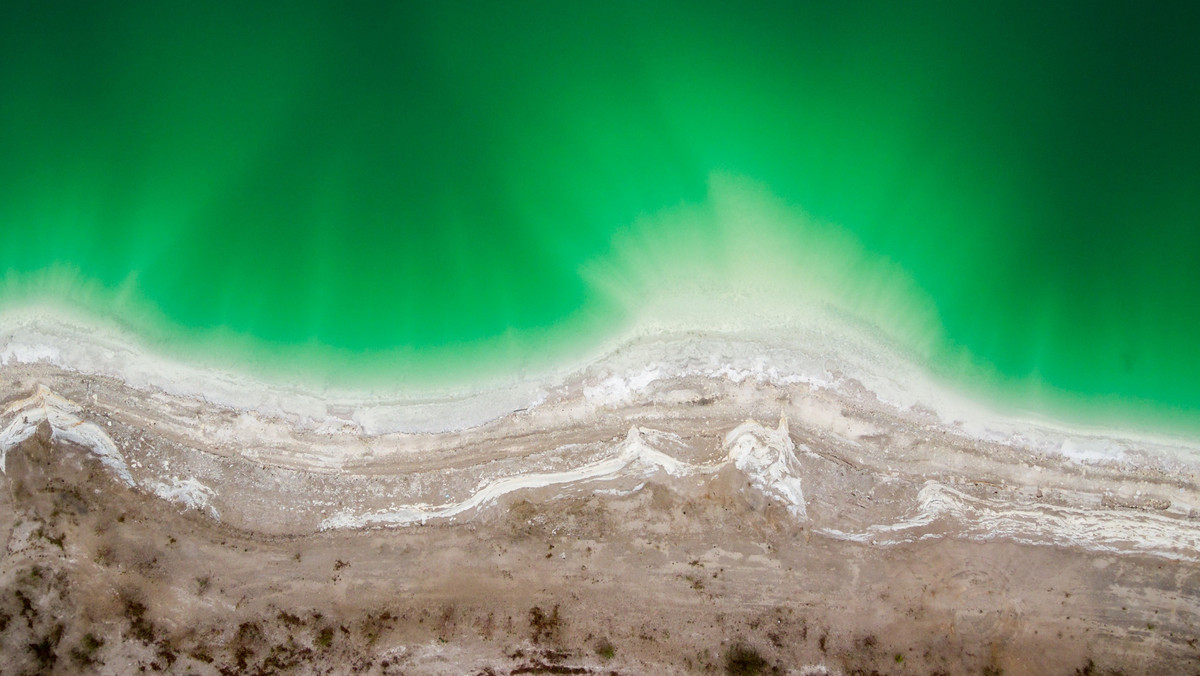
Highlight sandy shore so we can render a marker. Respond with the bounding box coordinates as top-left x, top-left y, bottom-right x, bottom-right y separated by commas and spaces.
2, 313, 1200, 674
